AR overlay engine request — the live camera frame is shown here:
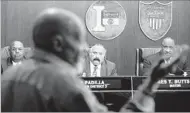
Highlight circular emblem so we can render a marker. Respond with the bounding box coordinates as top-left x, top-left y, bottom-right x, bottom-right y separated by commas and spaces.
86, 1, 127, 40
